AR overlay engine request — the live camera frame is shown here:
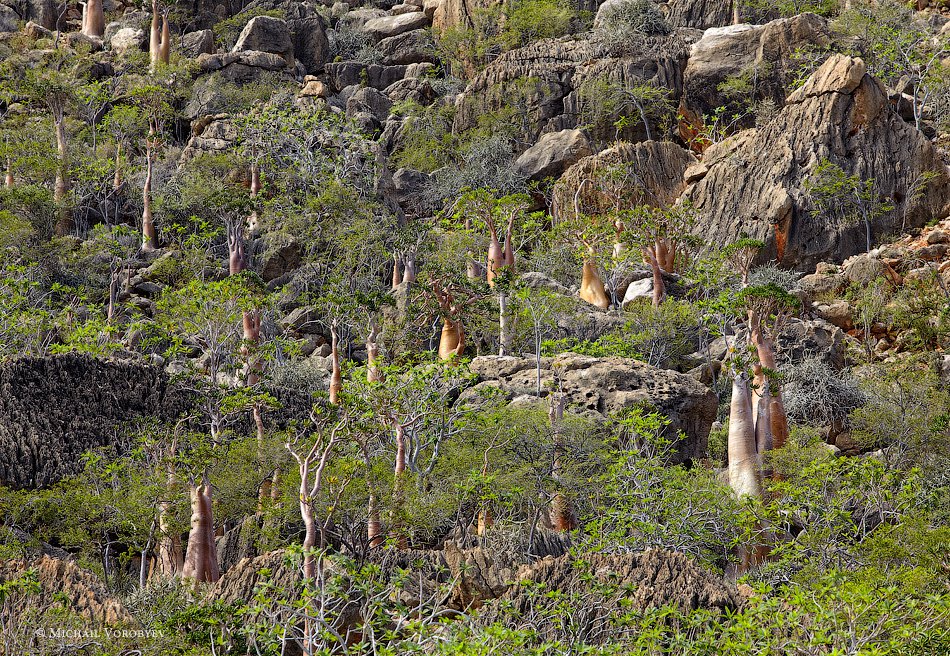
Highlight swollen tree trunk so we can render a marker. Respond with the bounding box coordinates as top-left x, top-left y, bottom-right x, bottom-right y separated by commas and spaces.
727, 373, 762, 500
389, 423, 409, 548
155, 467, 183, 578
53, 115, 71, 236
366, 327, 382, 383
182, 475, 220, 583
579, 258, 610, 309
81, 0, 104, 38
391, 253, 402, 290
755, 381, 774, 463
227, 220, 245, 276
4, 156, 12, 188
732, 1, 740, 24
142, 142, 156, 251
751, 326, 790, 449
437, 317, 465, 360
402, 250, 416, 284
486, 231, 504, 288
329, 323, 342, 403
149, 0, 161, 66
112, 143, 122, 192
